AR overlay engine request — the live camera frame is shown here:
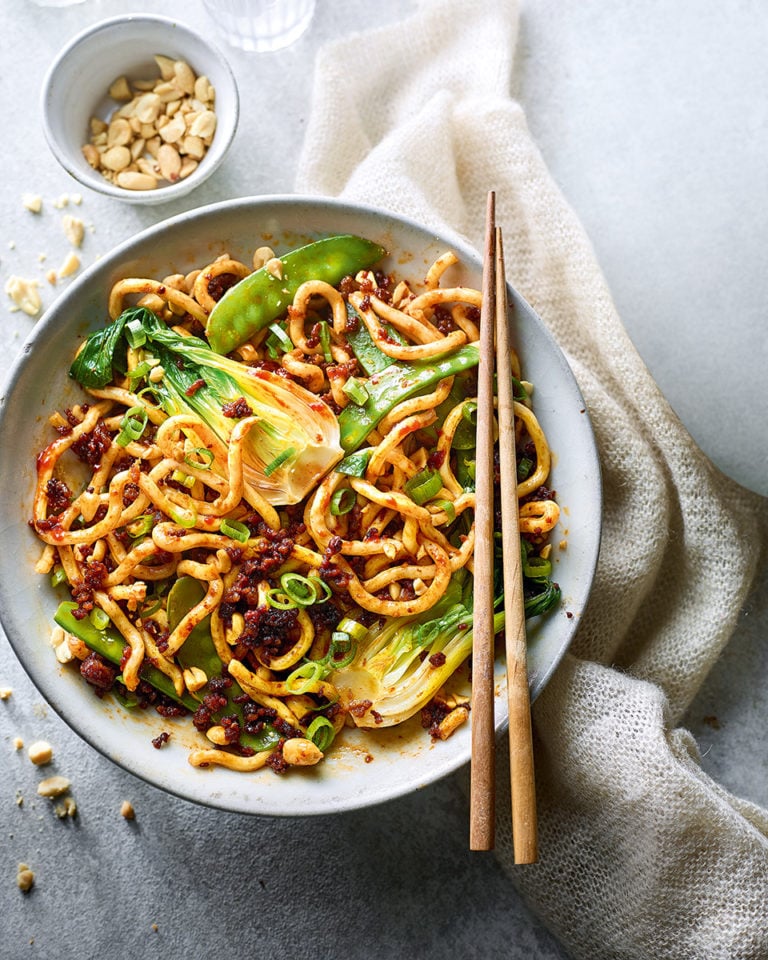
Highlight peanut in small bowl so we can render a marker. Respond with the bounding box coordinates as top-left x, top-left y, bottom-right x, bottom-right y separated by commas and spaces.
41, 15, 239, 205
